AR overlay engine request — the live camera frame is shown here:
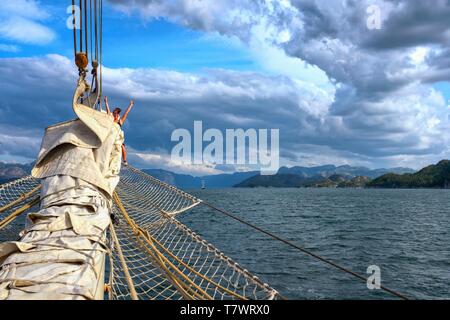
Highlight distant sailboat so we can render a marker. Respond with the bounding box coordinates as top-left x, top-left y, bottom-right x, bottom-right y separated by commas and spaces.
201, 179, 206, 190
